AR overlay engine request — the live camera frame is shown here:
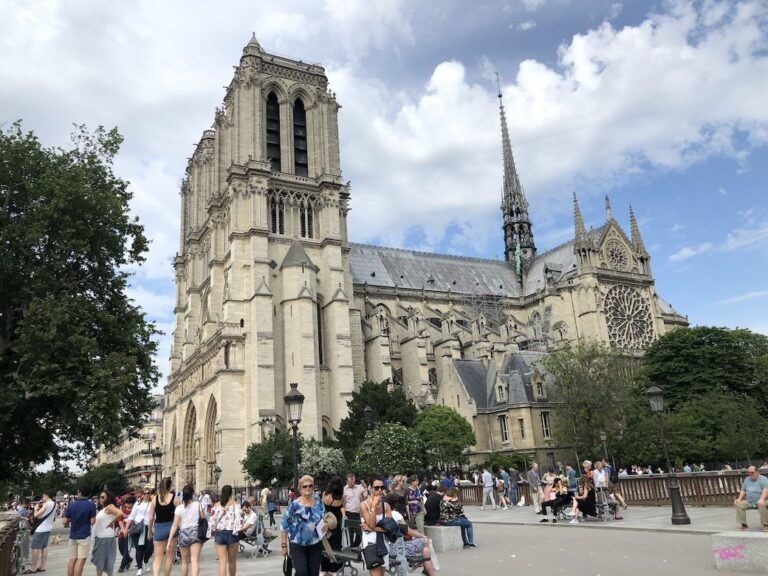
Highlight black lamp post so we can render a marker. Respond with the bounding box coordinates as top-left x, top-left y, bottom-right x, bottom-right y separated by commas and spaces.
646, 384, 691, 525
363, 439, 373, 473
214, 465, 222, 492
599, 430, 609, 462
272, 452, 284, 483
151, 449, 163, 490
284, 382, 305, 490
